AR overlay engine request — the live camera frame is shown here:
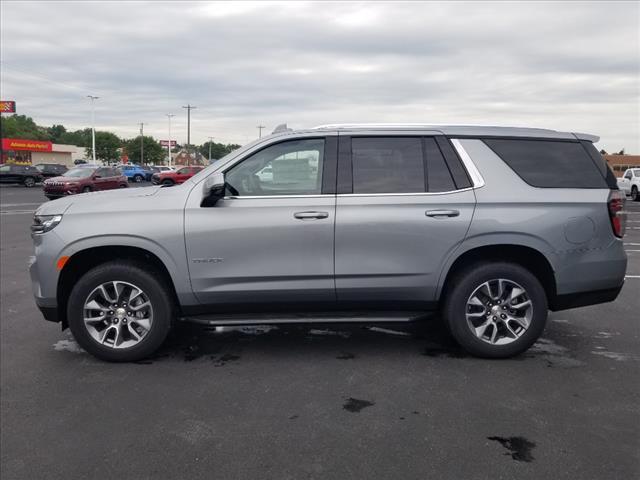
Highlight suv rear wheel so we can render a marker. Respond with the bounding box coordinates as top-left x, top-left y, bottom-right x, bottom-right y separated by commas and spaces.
23, 176, 36, 187
442, 262, 547, 358
133, 174, 143, 183
67, 262, 173, 362
632, 186, 639, 202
